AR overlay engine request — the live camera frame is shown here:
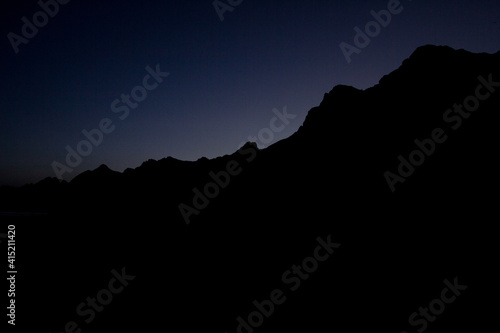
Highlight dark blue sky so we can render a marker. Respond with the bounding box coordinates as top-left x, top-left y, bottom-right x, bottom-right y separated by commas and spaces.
1, 0, 499, 186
